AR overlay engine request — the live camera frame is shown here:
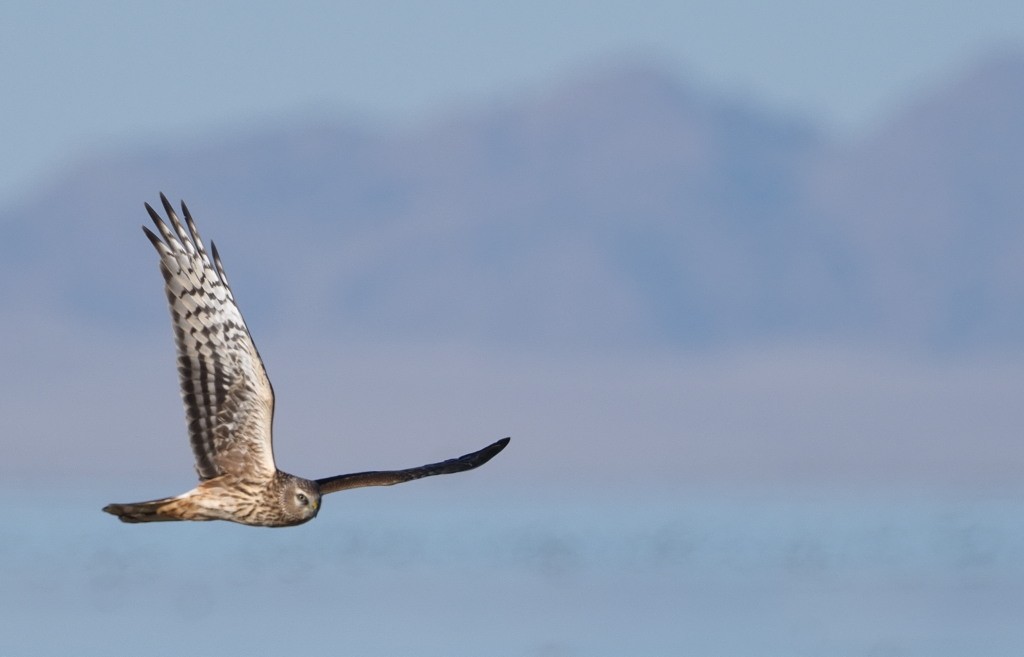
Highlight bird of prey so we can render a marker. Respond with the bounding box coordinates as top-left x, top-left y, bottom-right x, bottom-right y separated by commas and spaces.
103, 194, 509, 527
